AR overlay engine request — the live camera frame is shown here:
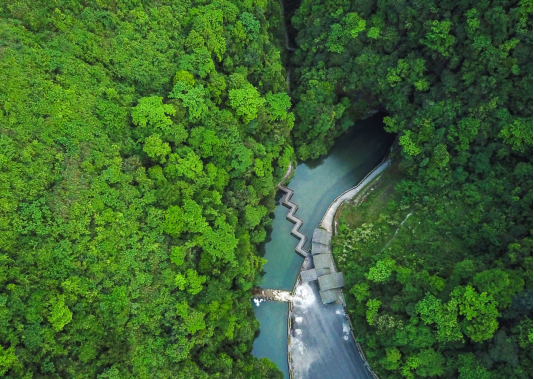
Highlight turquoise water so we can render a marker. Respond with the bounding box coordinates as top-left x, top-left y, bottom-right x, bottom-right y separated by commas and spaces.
252, 115, 394, 377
